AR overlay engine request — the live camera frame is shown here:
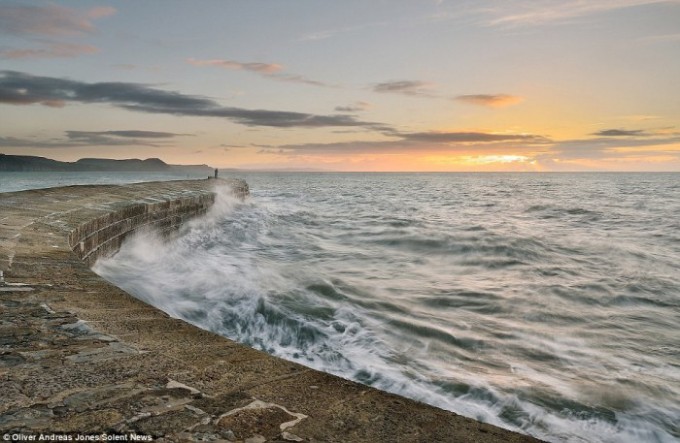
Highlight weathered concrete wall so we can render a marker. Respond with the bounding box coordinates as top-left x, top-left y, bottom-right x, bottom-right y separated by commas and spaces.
0, 179, 541, 443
